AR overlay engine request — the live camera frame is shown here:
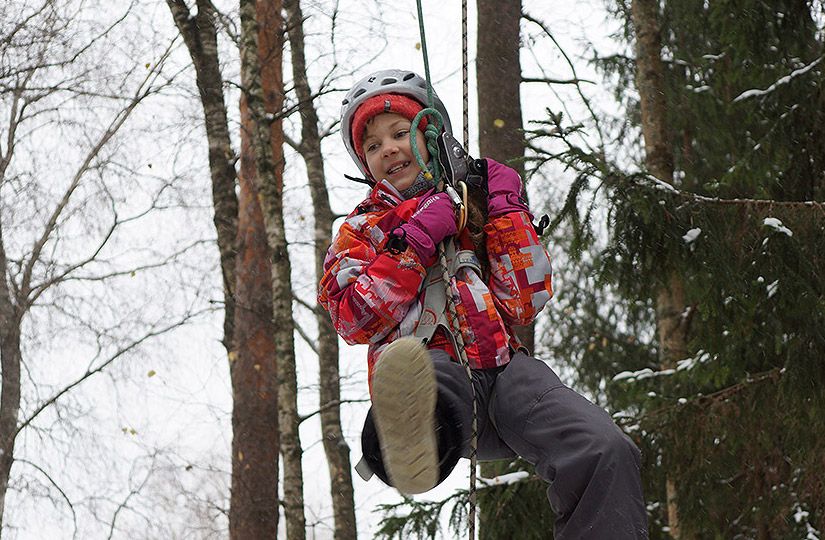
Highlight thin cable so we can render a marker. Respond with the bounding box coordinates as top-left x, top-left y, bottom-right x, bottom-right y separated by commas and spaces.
462, 0, 469, 150
436, 246, 477, 540
460, 5, 476, 539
